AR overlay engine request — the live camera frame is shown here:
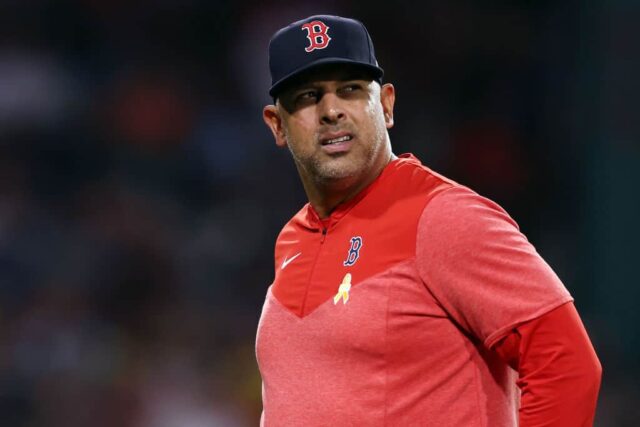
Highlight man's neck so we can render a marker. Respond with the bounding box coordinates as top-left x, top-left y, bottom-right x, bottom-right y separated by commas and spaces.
300, 152, 396, 219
